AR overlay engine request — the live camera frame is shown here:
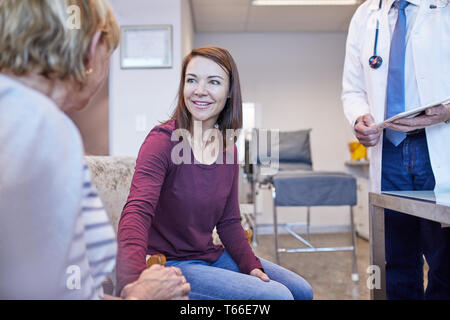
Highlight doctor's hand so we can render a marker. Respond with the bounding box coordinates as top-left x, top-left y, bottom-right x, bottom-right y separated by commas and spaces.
354, 113, 382, 147
385, 104, 450, 132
